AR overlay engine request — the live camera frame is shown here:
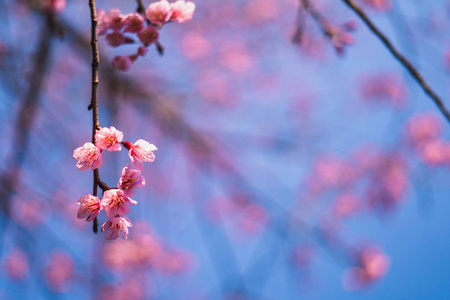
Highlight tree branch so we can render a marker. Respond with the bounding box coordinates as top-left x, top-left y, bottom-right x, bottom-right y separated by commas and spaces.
341, 0, 450, 124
